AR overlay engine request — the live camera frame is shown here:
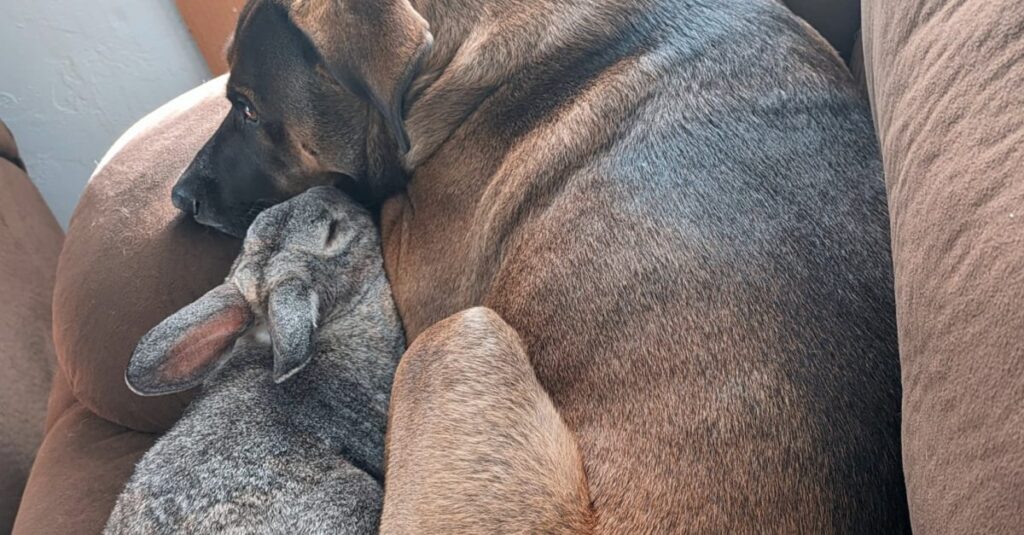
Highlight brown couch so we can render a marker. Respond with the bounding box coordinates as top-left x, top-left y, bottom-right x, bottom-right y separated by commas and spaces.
10, 81, 240, 535
8, 0, 1023, 533
0, 120, 63, 533
863, 2, 1024, 532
